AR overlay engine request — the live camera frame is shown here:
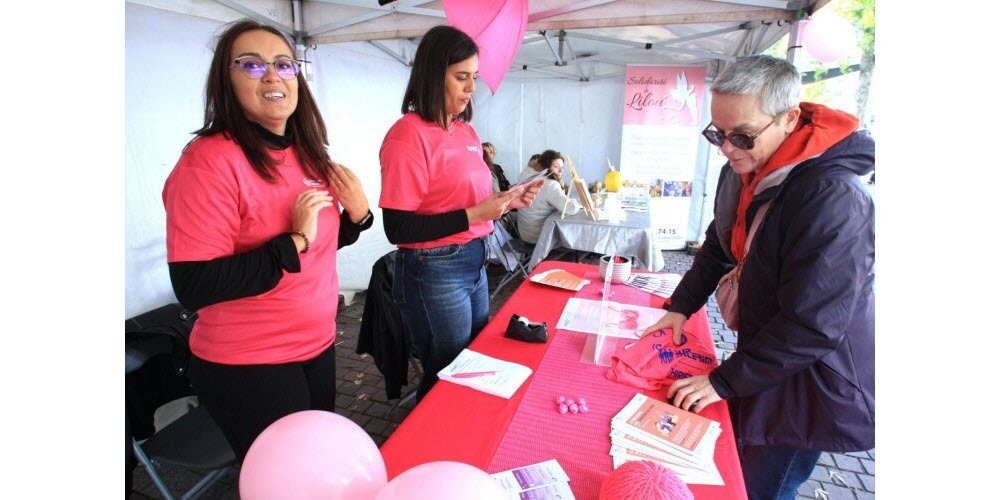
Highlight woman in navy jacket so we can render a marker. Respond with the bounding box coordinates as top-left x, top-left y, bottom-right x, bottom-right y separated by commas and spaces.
642, 55, 874, 500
